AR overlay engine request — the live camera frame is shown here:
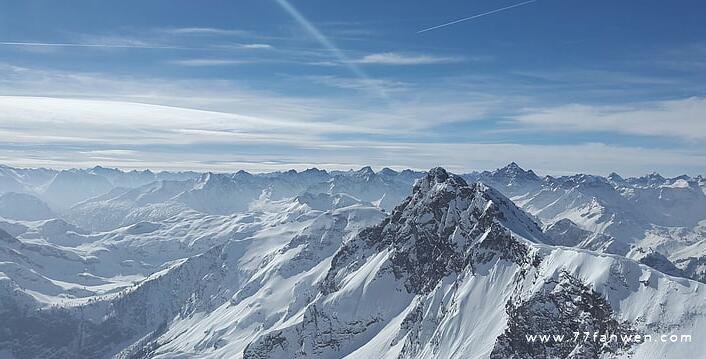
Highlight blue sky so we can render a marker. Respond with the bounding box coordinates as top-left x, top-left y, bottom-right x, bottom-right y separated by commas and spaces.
1, 0, 705, 176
